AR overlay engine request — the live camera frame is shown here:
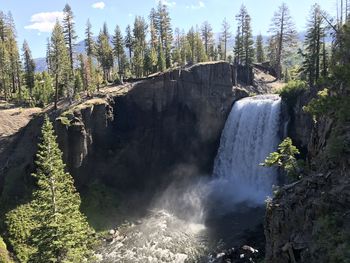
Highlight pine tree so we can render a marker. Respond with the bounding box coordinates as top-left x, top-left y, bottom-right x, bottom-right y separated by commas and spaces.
201, 21, 214, 59
49, 20, 71, 109
180, 29, 188, 65
221, 18, 231, 61
97, 23, 114, 83
62, 4, 77, 72
269, 3, 297, 79
234, 26, 243, 64
157, 44, 166, 71
85, 19, 95, 57
46, 38, 52, 74
29, 116, 95, 262
187, 27, 196, 63
301, 3, 326, 86
155, 2, 173, 68
22, 40, 35, 96
256, 34, 265, 63
149, 8, 158, 52
133, 16, 148, 77
32, 72, 54, 106
235, 5, 255, 72
124, 25, 134, 67
0, 12, 10, 100
195, 27, 207, 62
172, 28, 182, 66
112, 25, 124, 73
6, 12, 22, 97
